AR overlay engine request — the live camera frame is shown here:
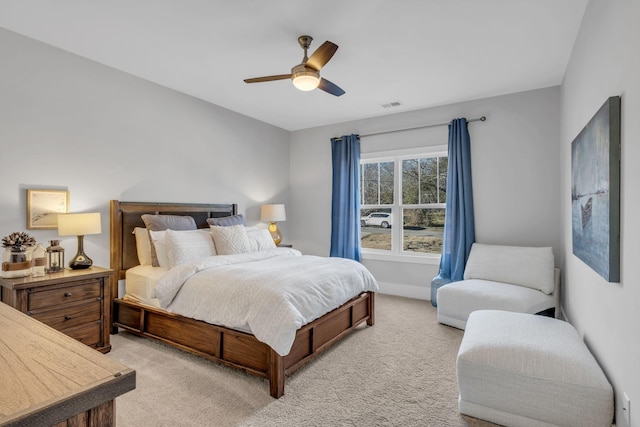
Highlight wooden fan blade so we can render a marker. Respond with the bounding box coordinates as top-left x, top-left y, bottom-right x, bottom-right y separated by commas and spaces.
305, 41, 338, 71
318, 78, 345, 96
244, 74, 292, 83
